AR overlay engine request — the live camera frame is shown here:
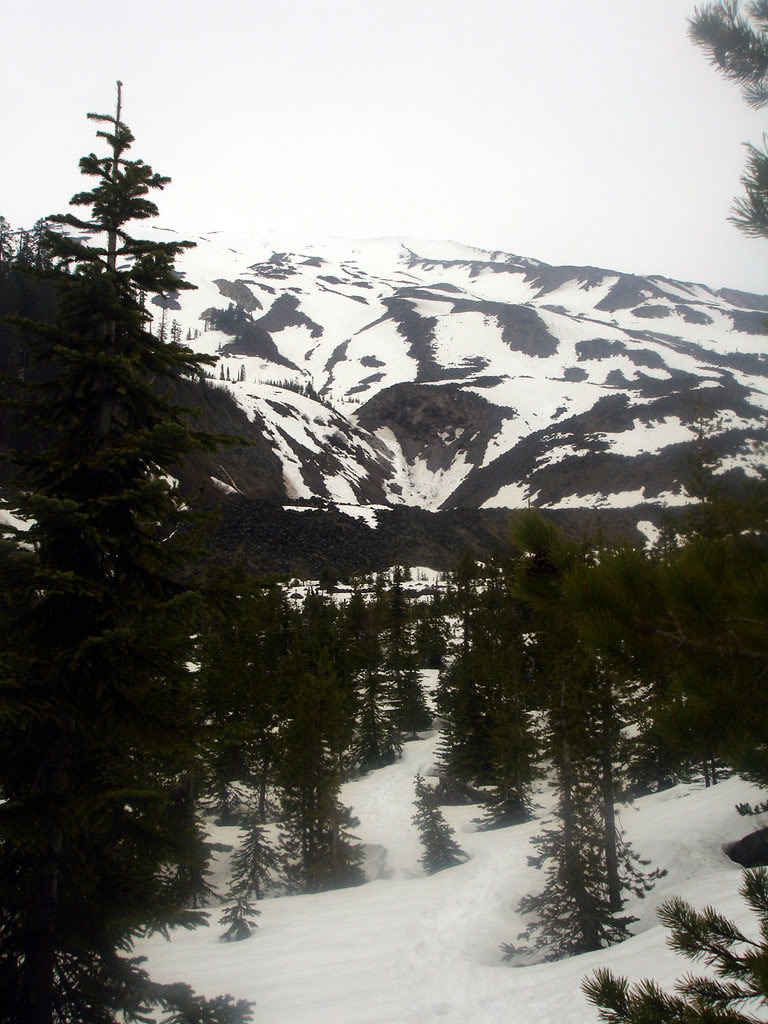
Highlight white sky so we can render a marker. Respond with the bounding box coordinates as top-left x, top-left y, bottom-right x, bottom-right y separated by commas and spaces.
3, 0, 767, 293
